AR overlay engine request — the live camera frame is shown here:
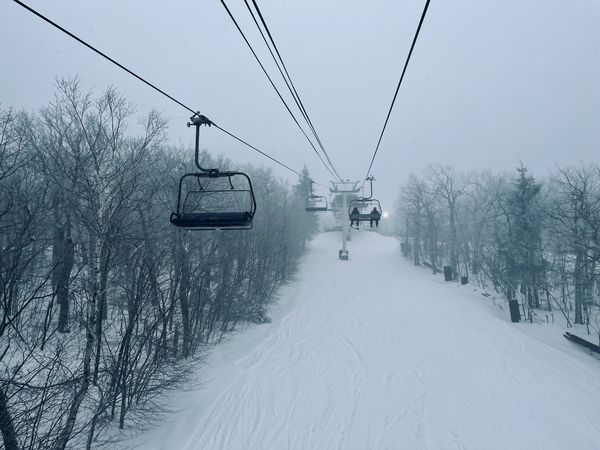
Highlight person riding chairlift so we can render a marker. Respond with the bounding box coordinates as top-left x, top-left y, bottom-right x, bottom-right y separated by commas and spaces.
370, 207, 380, 228
350, 206, 360, 229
